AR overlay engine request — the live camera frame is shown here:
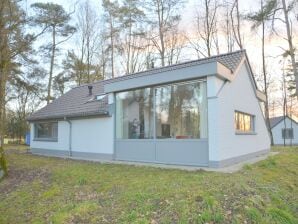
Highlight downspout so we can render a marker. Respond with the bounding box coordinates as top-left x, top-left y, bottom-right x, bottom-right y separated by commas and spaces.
64, 117, 72, 157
